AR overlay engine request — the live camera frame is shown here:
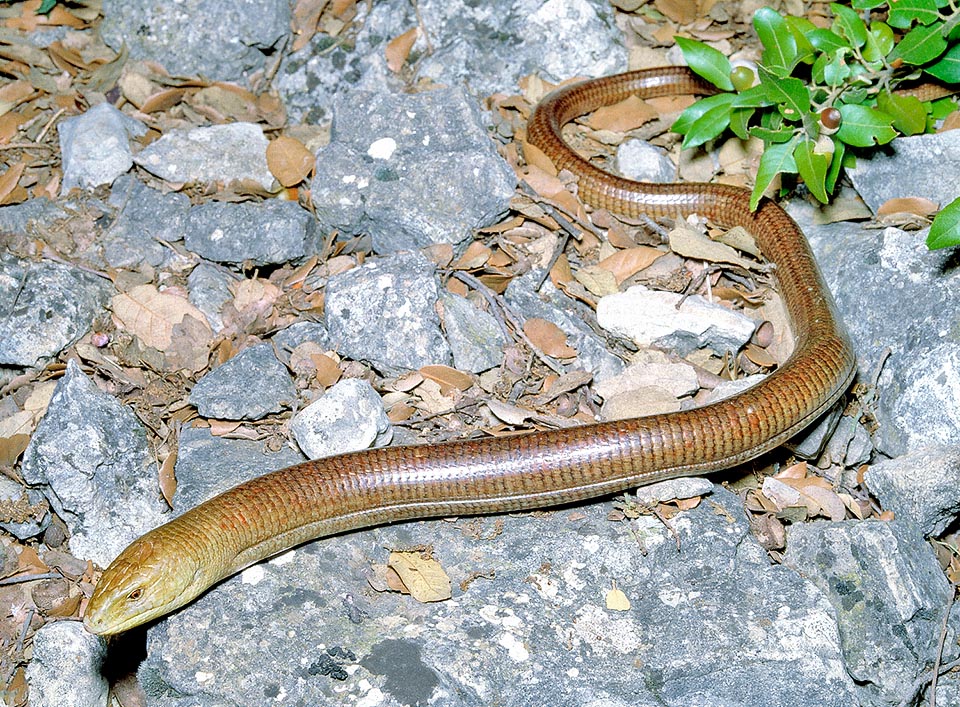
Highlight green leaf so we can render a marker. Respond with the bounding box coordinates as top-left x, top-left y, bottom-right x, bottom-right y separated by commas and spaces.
925, 43, 960, 81
783, 16, 817, 64
831, 3, 869, 48
730, 107, 755, 140
930, 95, 957, 119
815, 50, 852, 86
674, 36, 734, 91
672, 92, 736, 135
749, 125, 797, 143
889, 22, 948, 65
835, 104, 897, 146
794, 139, 830, 203
757, 66, 810, 122
732, 84, 773, 108
851, 0, 886, 7
876, 91, 928, 135
675, 94, 736, 149
869, 21, 896, 56
825, 138, 846, 193
928, 197, 960, 249
754, 7, 798, 77
888, 0, 940, 28
808, 28, 851, 53
37, 0, 56, 12
751, 138, 799, 211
